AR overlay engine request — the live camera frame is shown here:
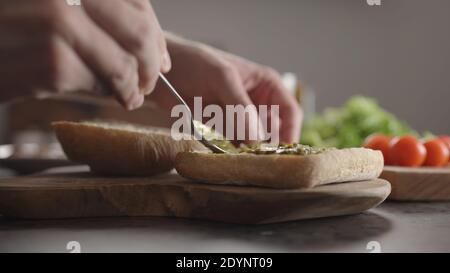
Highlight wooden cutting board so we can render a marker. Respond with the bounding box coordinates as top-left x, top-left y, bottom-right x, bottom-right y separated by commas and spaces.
381, 166, 450, 201
0, 167, 391, 224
